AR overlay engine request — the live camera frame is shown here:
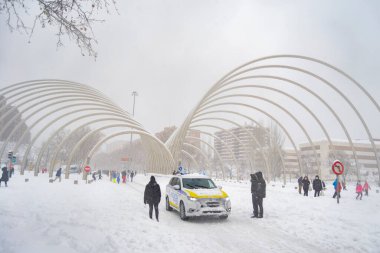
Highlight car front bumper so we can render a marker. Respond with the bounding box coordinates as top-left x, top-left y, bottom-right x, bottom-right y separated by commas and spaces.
185, 198, 231, 217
